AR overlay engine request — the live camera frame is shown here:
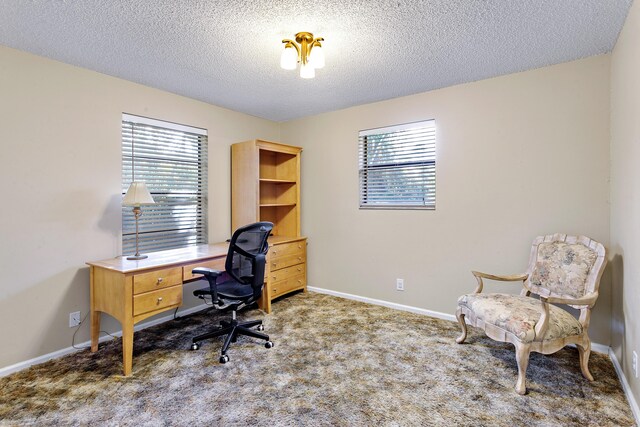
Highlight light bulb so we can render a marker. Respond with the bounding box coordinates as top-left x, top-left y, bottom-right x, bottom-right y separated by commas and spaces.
280, 45, 298, 70
300, 62, 315, 79
309, 44, 325, 69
